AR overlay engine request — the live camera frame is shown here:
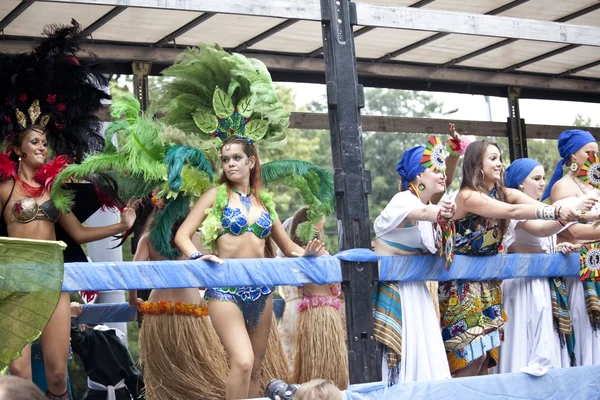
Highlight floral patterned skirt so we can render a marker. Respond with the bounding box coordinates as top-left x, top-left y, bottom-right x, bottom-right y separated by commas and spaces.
439, 279, 507, 373
205, 286, 273, 329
